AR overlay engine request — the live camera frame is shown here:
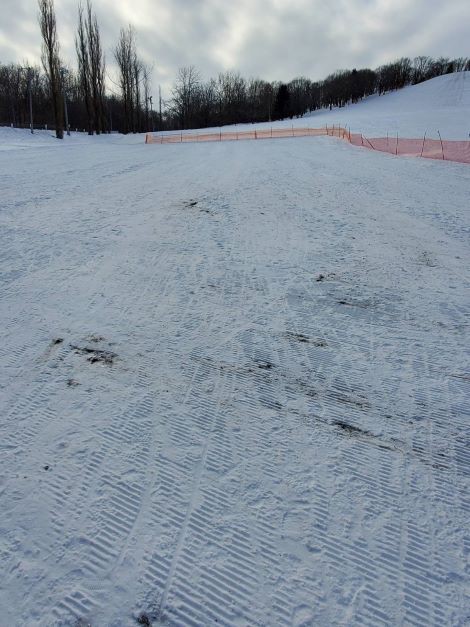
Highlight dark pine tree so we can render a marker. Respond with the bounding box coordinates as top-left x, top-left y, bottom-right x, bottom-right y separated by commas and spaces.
273, 84, 290, 120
